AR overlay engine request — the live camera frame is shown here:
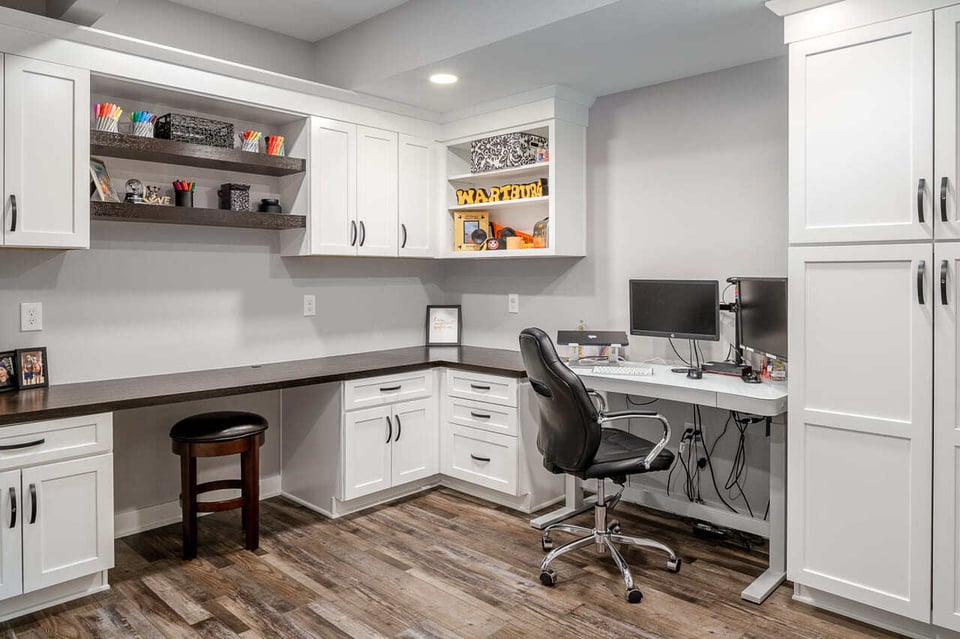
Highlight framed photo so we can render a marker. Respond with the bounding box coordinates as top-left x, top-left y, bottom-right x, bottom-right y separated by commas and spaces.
16, 348, 48, 389
0, 352, 17, 393
426, 305, 462, 346
89, 157, 120, 202
453, 211, 490, 251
